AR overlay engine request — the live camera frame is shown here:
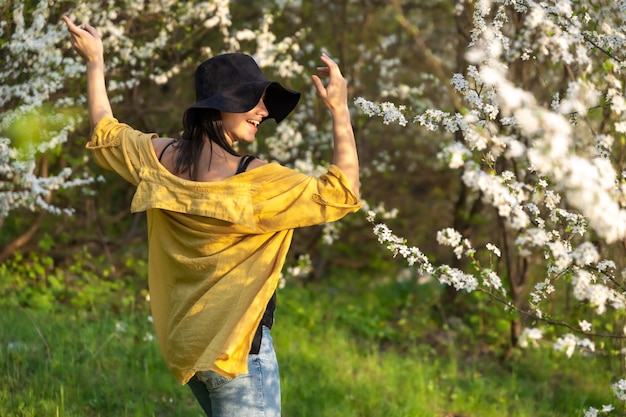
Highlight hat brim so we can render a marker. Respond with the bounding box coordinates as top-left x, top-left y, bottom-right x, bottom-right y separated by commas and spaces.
189, 81, 300, 123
